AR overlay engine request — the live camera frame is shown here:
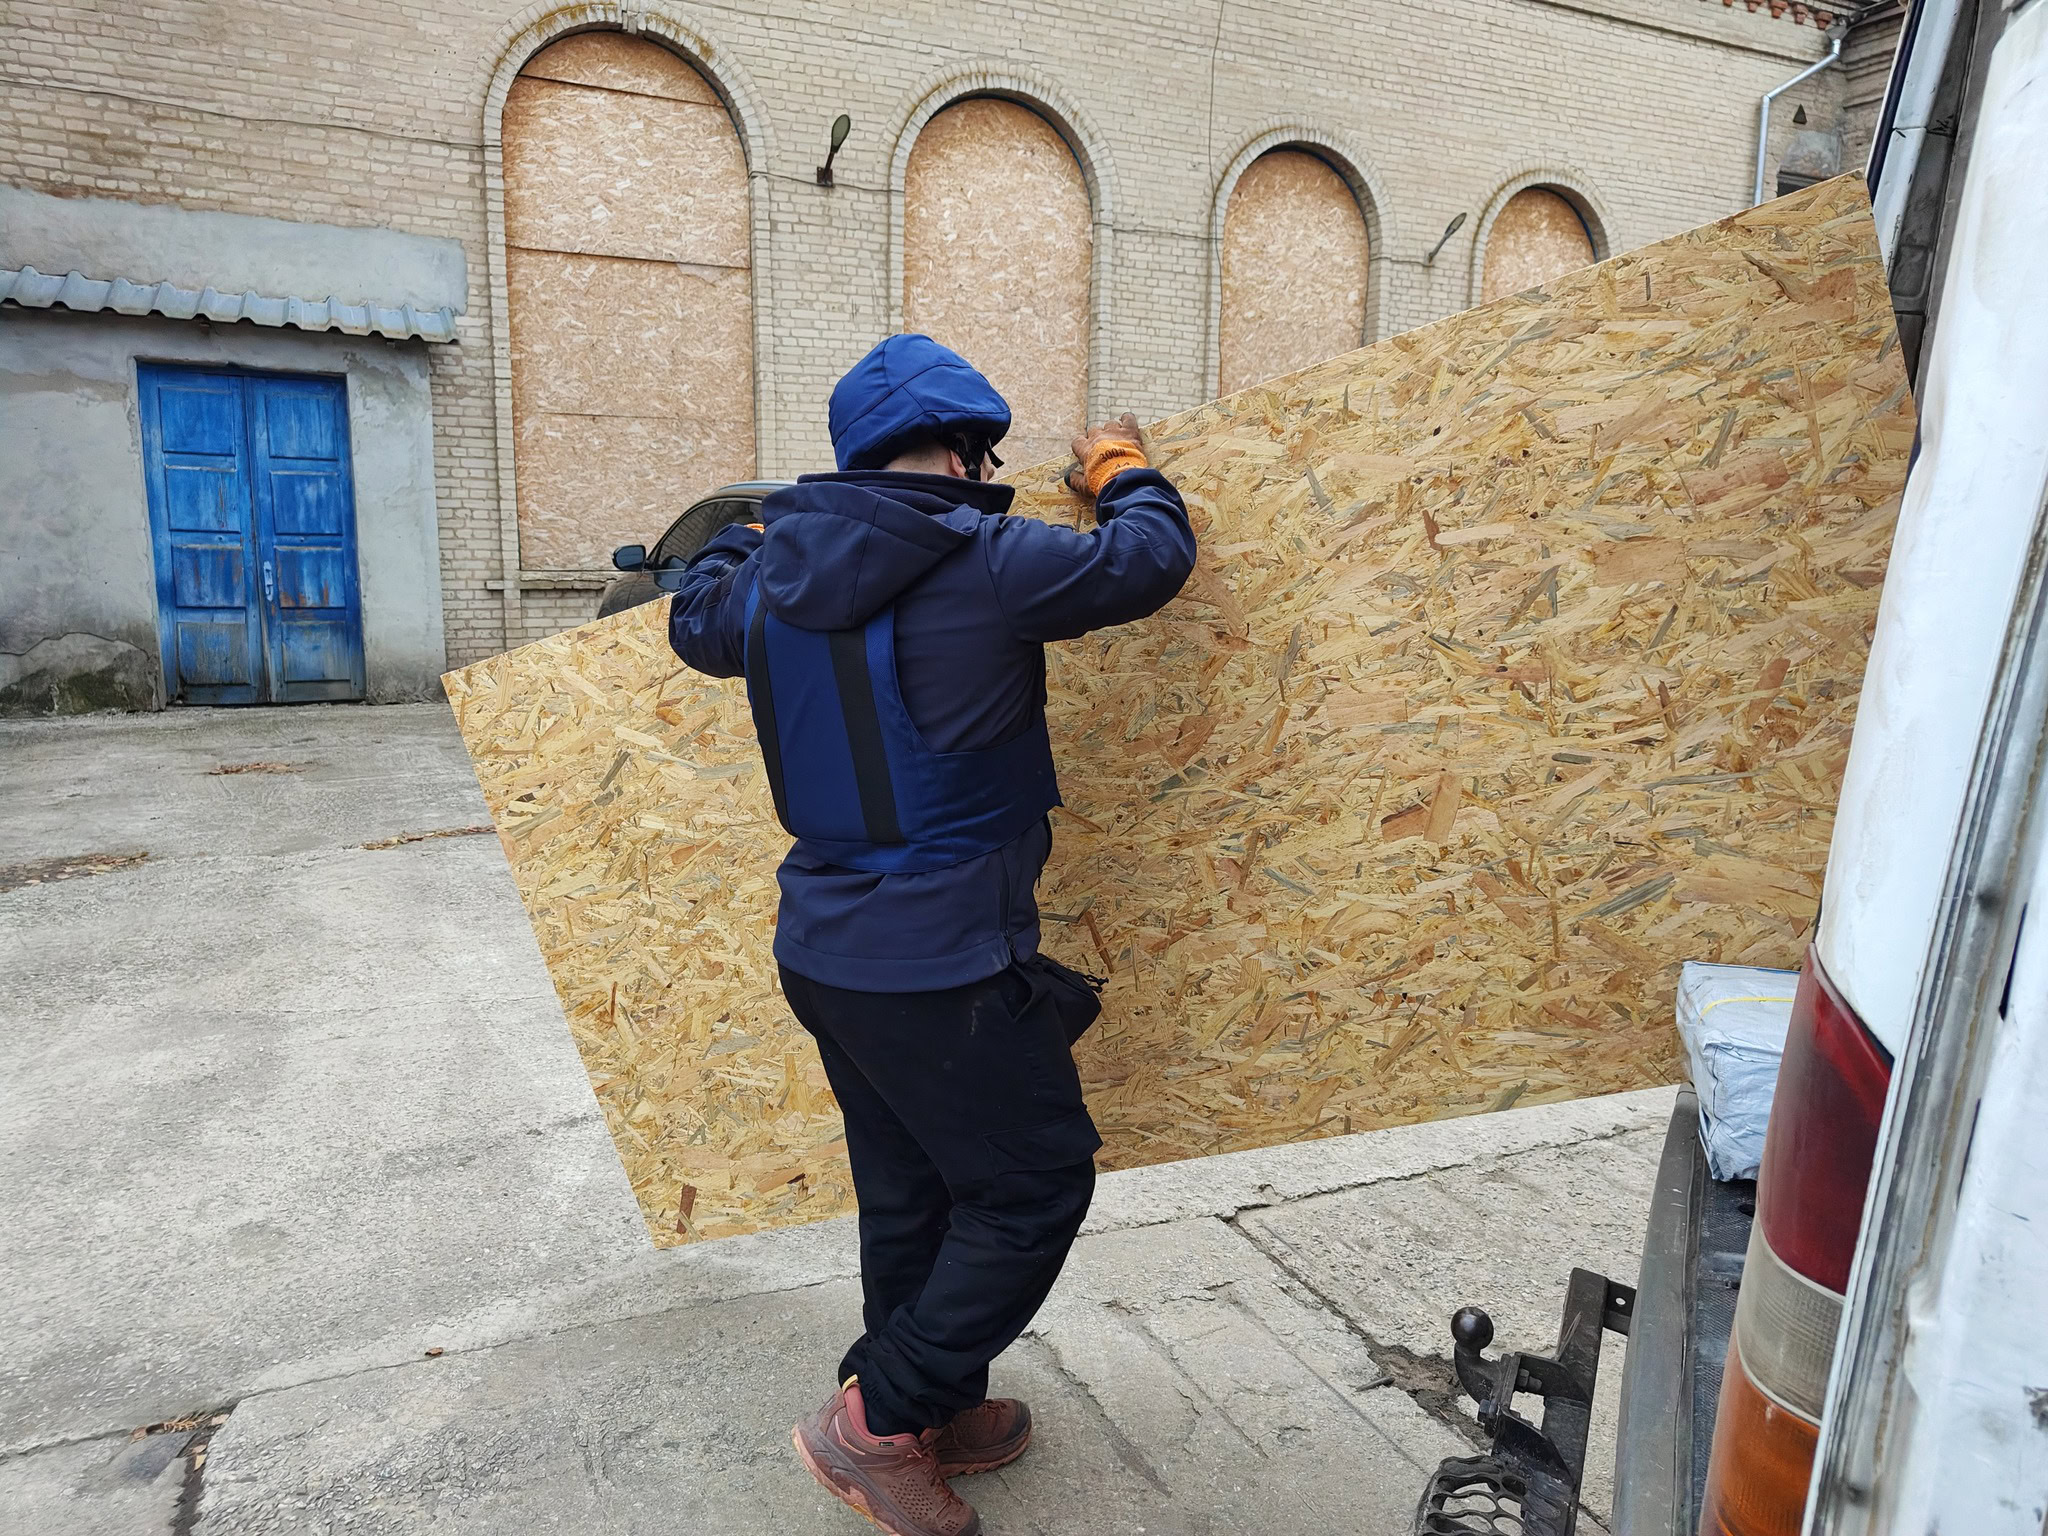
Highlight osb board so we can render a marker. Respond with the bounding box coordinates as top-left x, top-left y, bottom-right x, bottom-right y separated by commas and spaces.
1219, 148, 1371, 396
503, 51, 750, 267
504, 32, 756, 571
509, 408, 758, 574
519, 31, 722, 104
903, 97, 1093, 474
1482, 187, 1600, 305
447, 176, 1911, 1245
506, 250, 754, 422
